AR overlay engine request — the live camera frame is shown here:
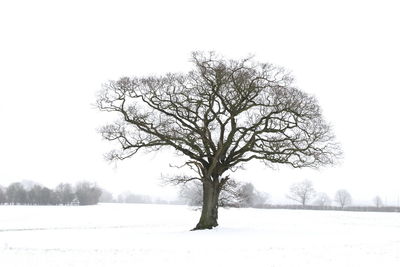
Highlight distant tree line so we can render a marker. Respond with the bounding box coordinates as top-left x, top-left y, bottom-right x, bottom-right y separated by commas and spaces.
175, 178, 398, 212
97, 181, 269, 207
0, 181, 102, 206
99, 190, 184, 205
1, 179, 396, 213
260, 204, 400, 212
283, 179, 399, 212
